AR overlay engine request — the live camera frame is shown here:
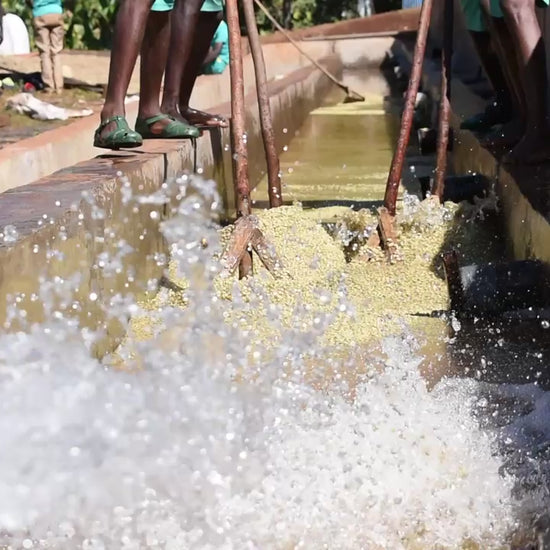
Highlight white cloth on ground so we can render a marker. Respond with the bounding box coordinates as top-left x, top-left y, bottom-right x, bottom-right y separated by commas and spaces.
7, 93, 93, 121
